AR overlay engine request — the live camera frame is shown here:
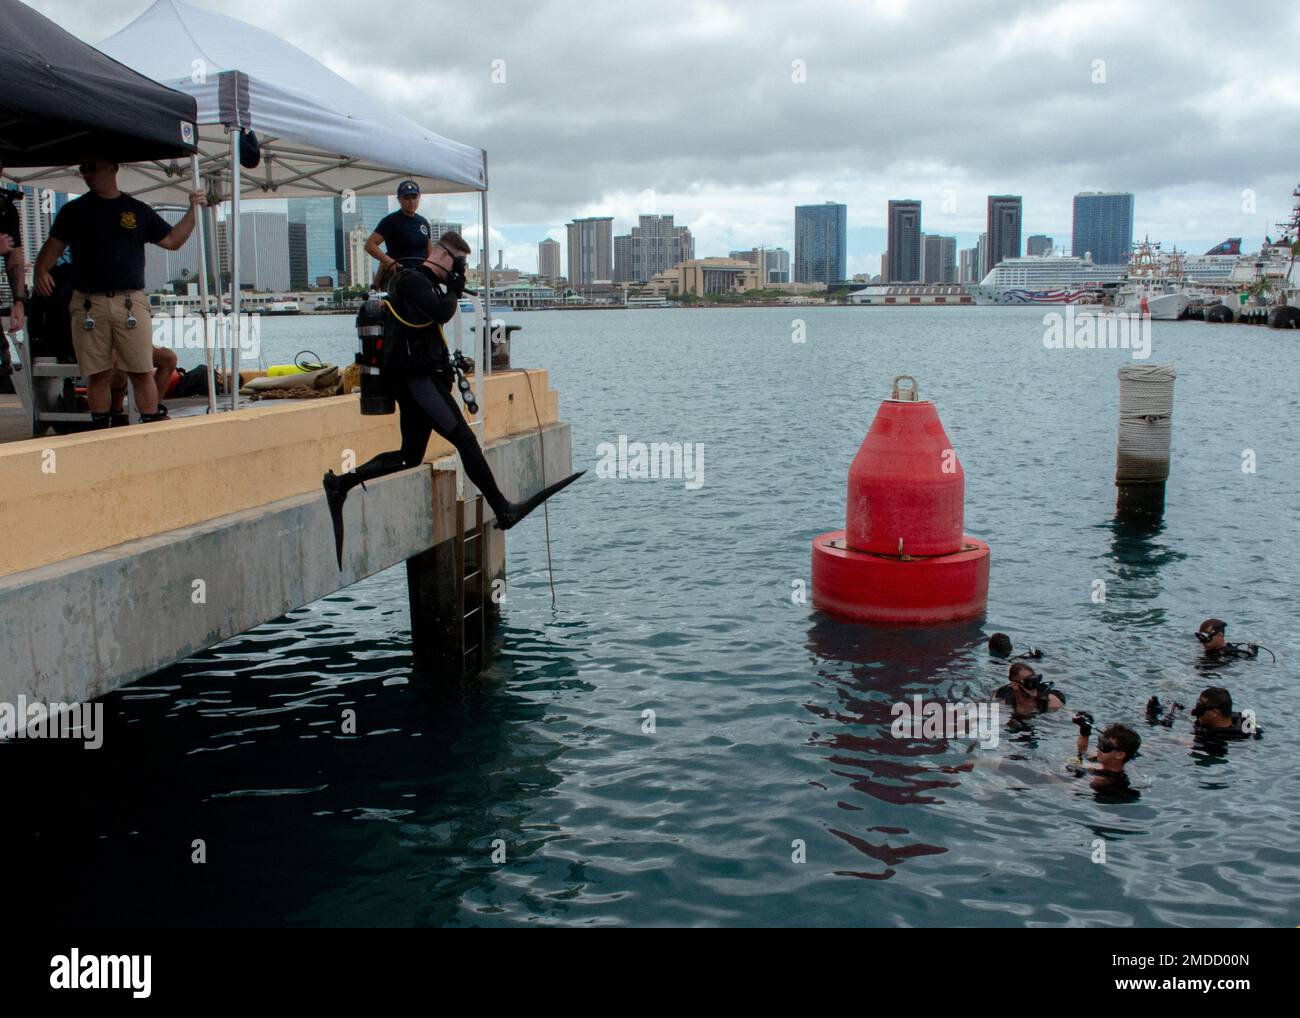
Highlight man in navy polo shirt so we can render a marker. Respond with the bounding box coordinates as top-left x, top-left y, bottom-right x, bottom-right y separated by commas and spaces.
366, 180, 434, 284
34, 156, 205, 425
